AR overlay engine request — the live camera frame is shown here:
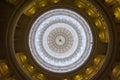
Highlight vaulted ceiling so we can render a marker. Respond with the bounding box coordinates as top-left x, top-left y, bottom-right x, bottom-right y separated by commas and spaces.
0, 0, 120, 80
